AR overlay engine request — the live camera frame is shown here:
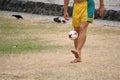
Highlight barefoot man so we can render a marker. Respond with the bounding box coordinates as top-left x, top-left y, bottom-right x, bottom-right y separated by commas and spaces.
64, 0, 104, 63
